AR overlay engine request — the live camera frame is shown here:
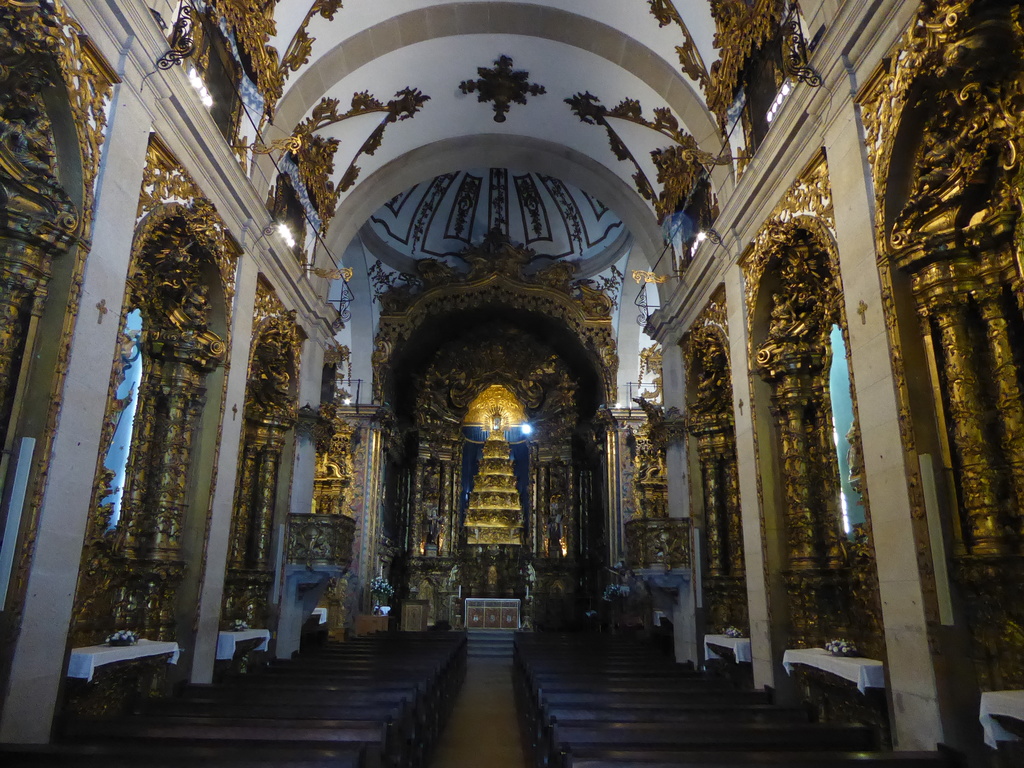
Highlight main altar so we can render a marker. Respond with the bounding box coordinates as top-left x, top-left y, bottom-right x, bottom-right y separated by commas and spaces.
374, 234, 615, 632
